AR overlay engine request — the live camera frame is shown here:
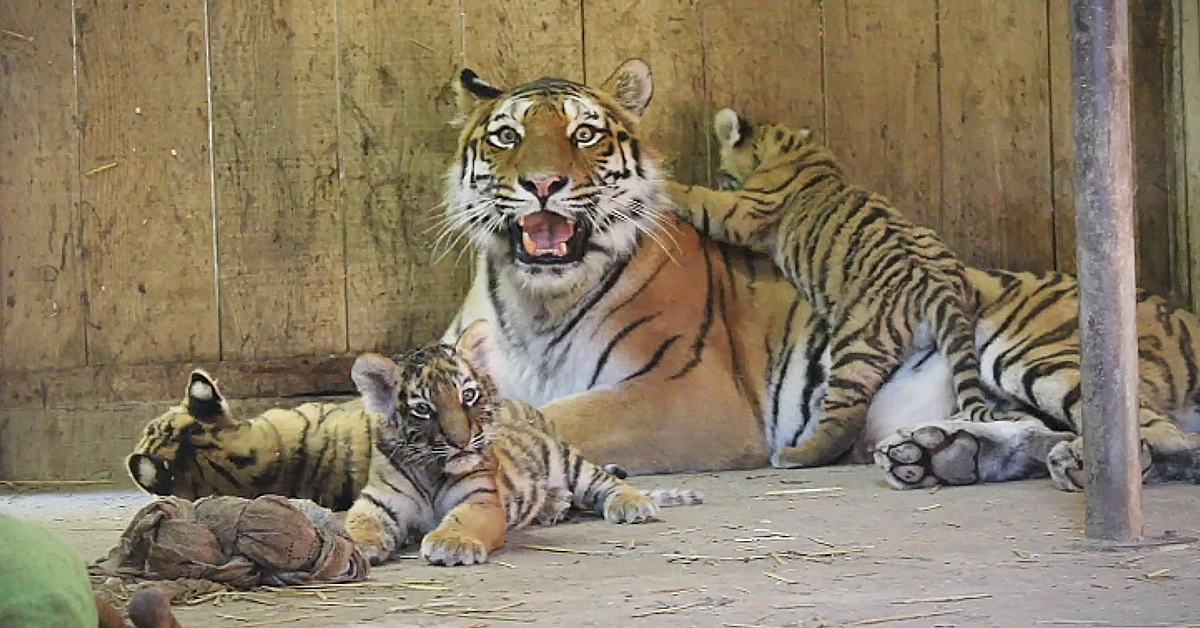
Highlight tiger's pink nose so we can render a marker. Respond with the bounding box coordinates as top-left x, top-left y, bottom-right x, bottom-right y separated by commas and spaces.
519, 174, 569, 201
